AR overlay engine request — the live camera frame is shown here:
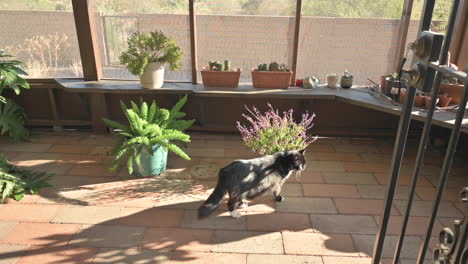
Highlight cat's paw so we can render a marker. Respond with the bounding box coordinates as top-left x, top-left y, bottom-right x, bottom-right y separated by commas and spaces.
238, 201, 249, 209
229, 210, 242, 218
275, 195, 285, 202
